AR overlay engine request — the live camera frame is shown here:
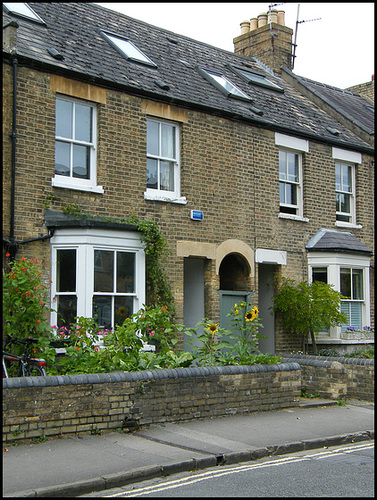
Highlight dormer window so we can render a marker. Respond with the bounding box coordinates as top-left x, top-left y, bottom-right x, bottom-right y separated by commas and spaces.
99, 30, 156, 67
197, 67, 253, 102
3, 2, 45, 24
